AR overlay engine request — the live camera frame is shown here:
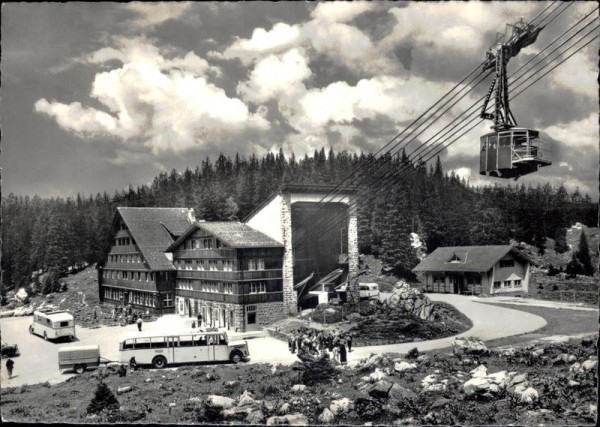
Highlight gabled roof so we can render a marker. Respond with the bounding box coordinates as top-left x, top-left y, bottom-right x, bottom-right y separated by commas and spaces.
413, 245, 535, 273
118, 207, 195, 271
166, 221, 284, 251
